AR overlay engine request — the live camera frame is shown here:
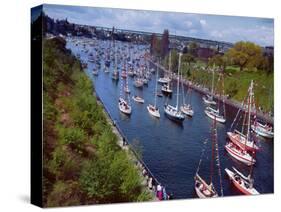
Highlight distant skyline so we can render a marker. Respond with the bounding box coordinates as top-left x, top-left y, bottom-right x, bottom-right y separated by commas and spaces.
43, 4, 274, 46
